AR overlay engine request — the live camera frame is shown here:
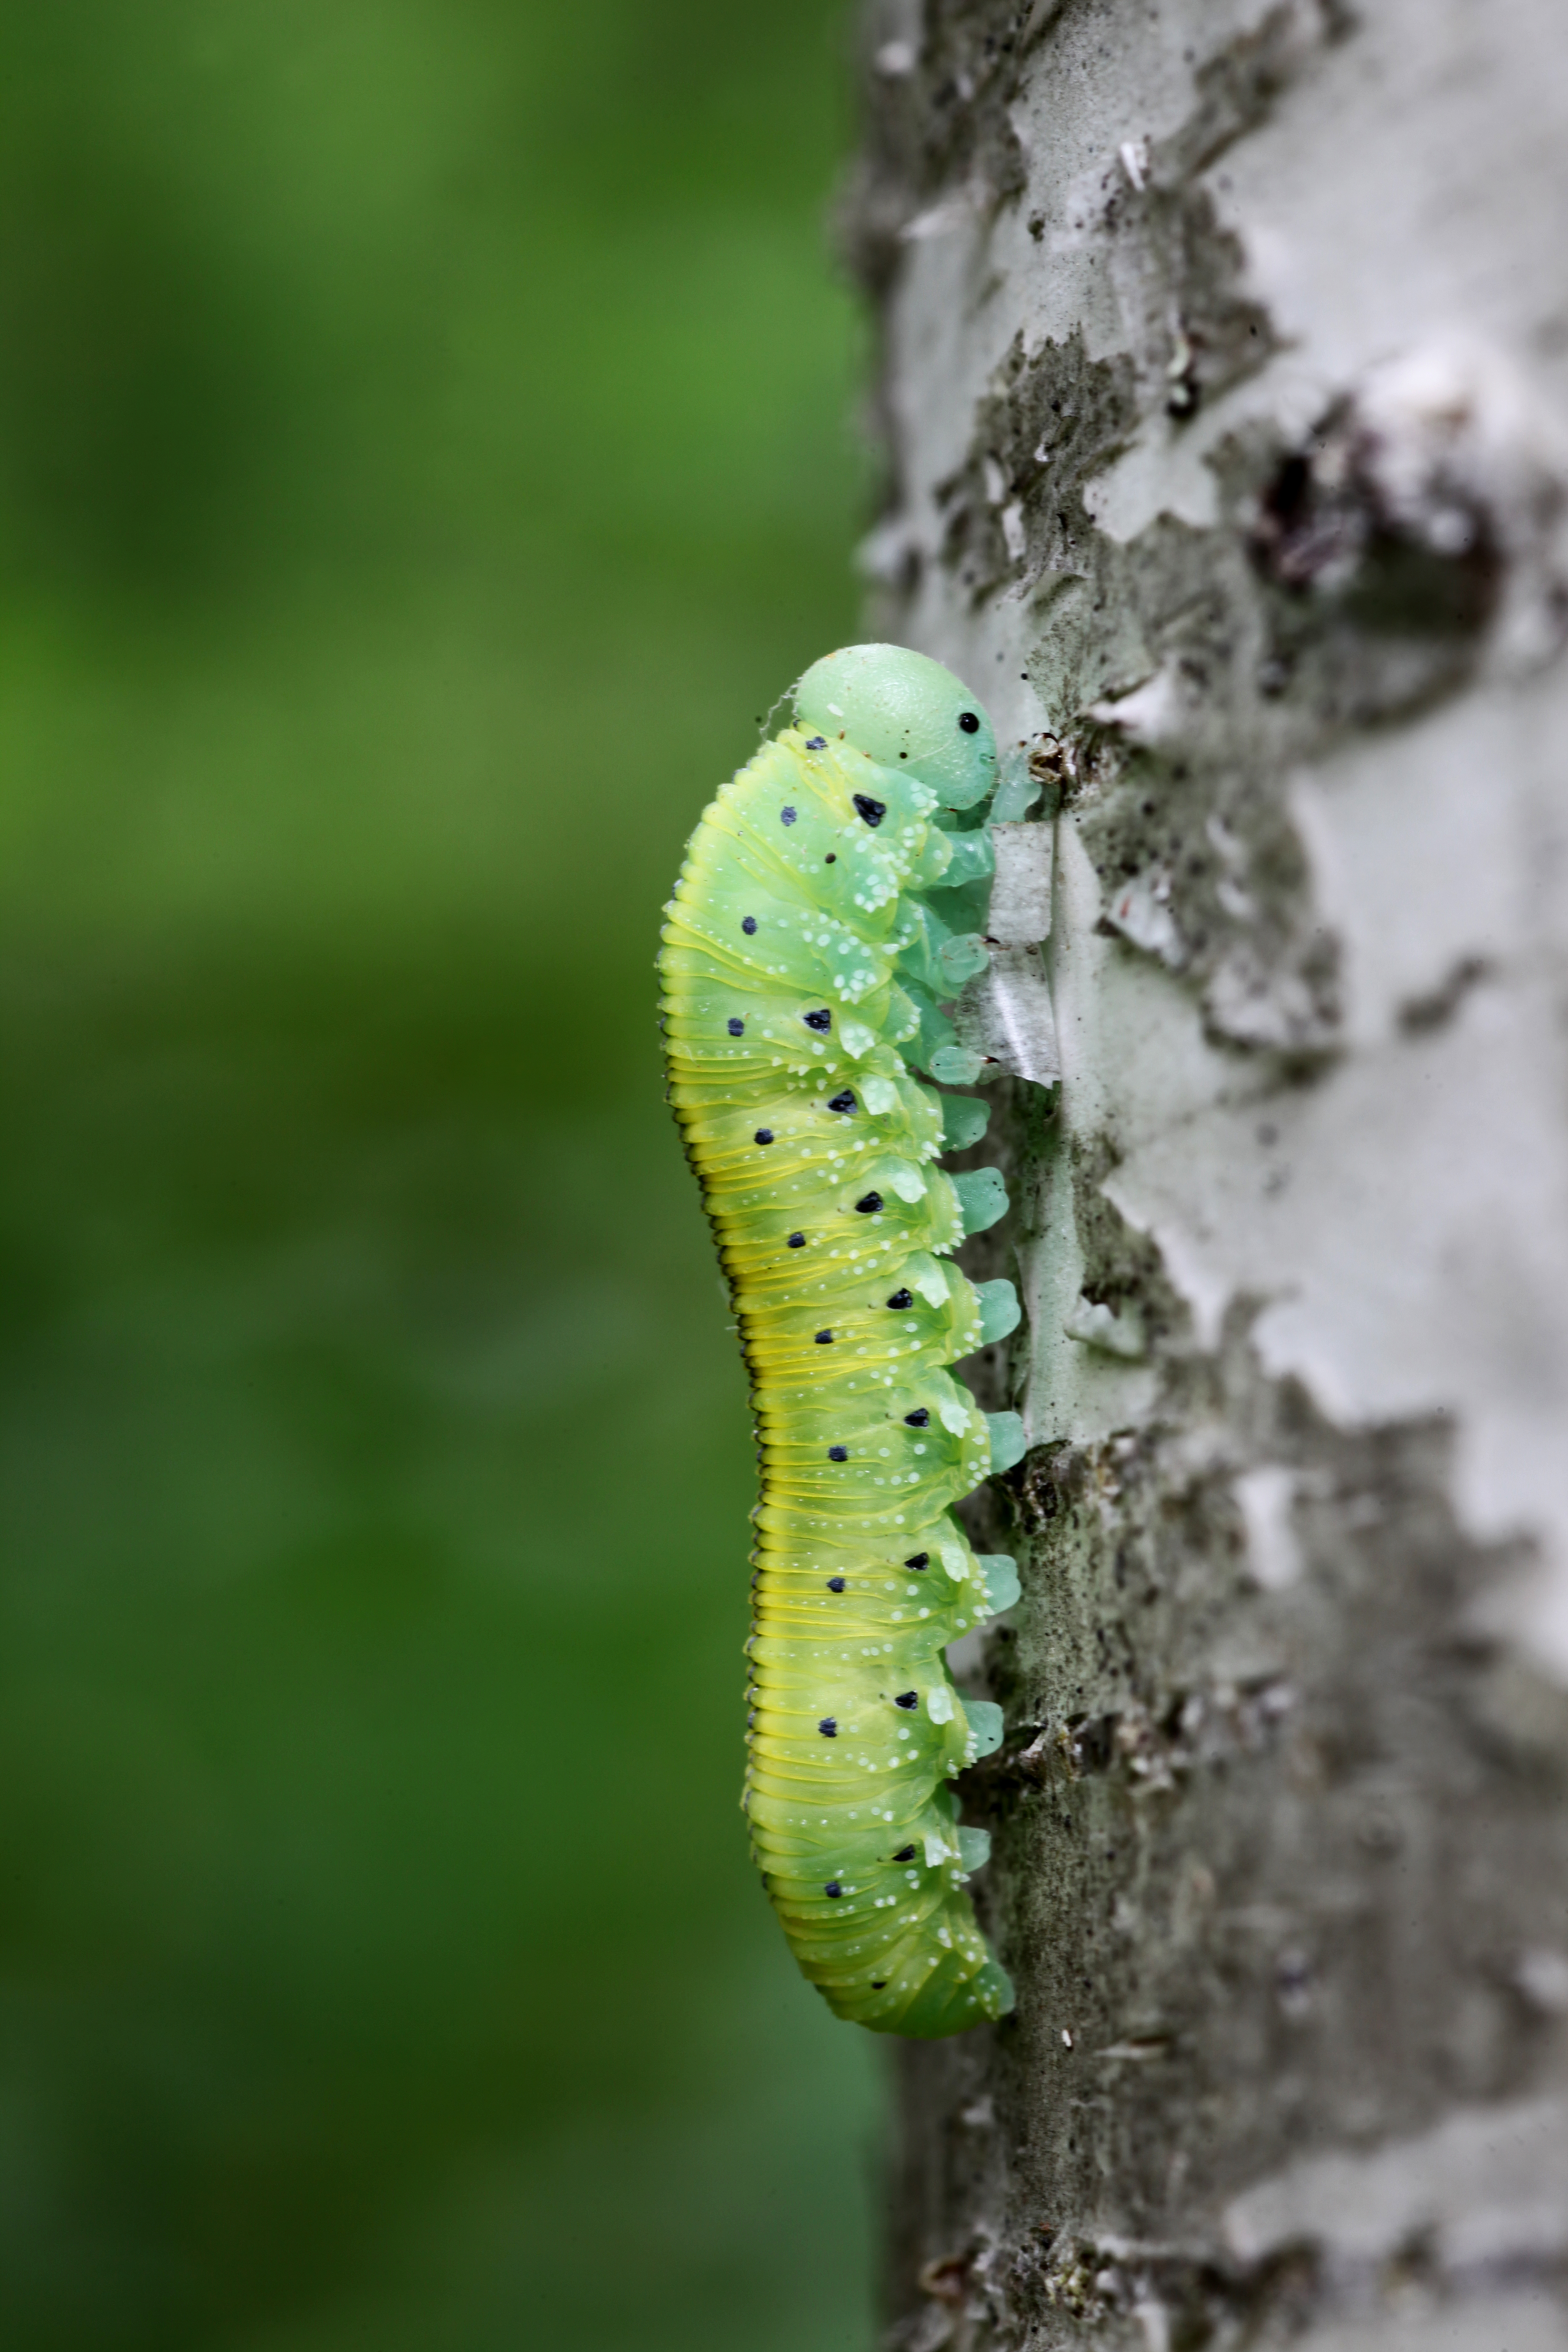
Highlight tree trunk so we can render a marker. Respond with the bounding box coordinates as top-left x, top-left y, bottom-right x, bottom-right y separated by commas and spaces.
846, 4, 1568, 2347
